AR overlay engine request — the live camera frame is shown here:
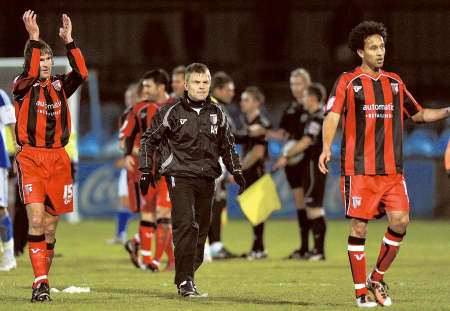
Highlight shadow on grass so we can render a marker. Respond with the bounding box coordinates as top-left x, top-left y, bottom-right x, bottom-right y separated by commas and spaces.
95, 286, 318, 307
